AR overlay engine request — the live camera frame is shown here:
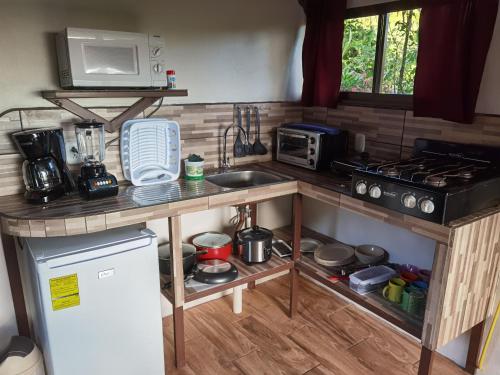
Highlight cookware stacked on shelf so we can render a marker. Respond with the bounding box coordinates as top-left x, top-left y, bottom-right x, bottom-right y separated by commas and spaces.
160, 224, 275, 286
301, 238, 388, 279
191, 232, 238, 284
